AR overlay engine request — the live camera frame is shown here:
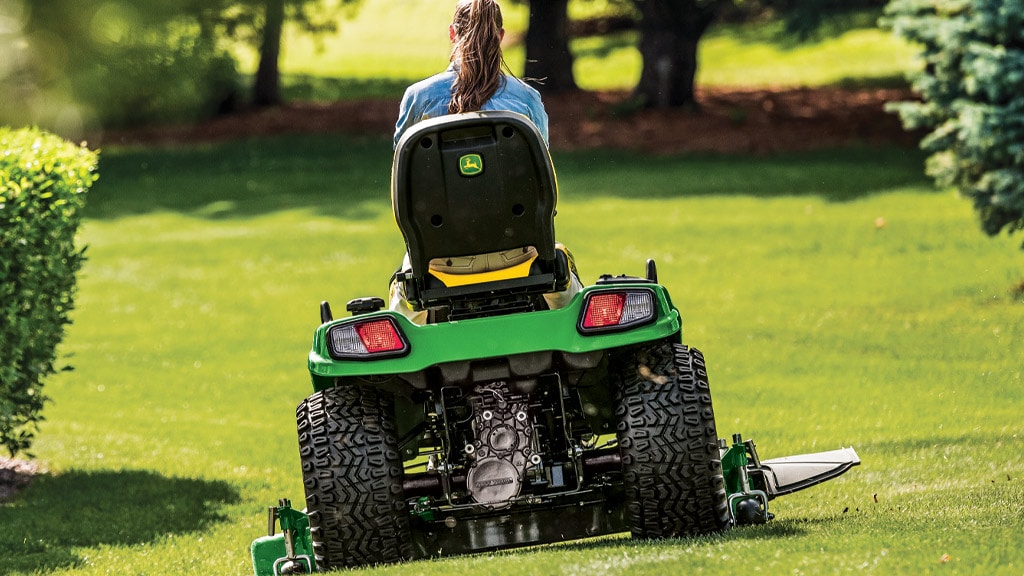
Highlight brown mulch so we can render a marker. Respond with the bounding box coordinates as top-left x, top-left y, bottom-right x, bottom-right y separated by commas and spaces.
0, 457, 42, 503
546, 87, 920, 154
96, 86, 920, 154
